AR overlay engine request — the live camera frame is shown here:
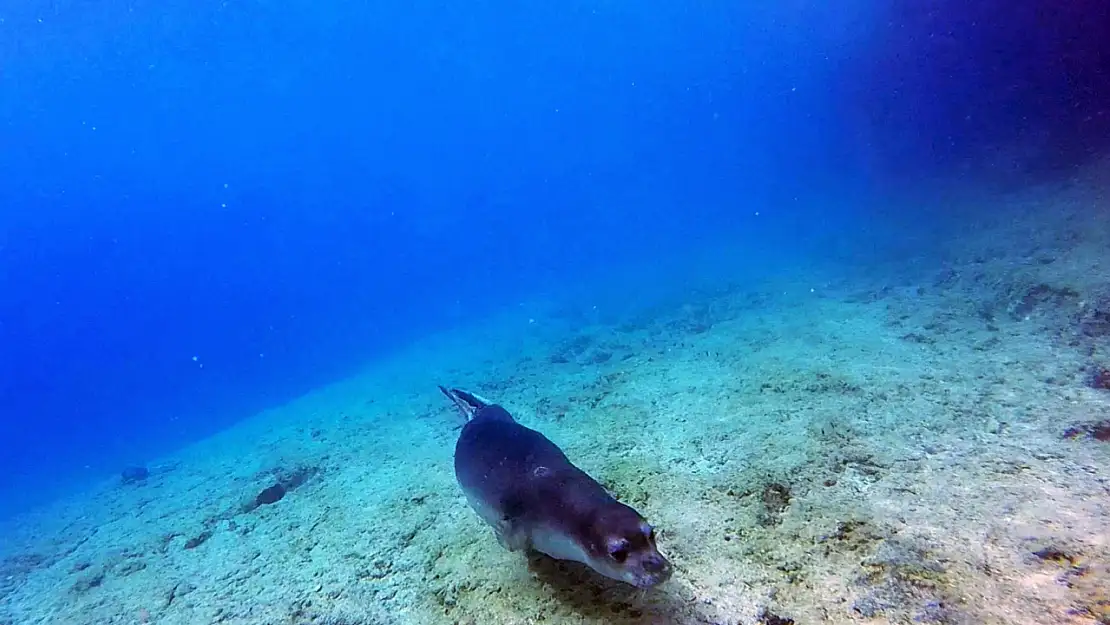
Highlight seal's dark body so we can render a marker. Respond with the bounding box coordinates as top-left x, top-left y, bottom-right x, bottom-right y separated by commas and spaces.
454, 404, 615, 547
438, 386, 673, 588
